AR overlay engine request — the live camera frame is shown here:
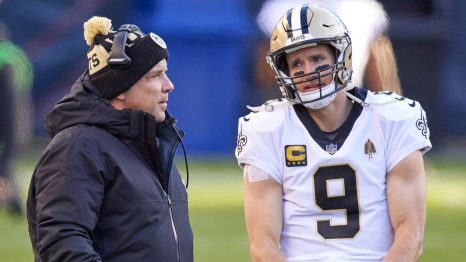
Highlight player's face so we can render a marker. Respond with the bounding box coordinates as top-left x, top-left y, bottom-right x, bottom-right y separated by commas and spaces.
286, 45, 335, 93
123, 59, 174, 122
